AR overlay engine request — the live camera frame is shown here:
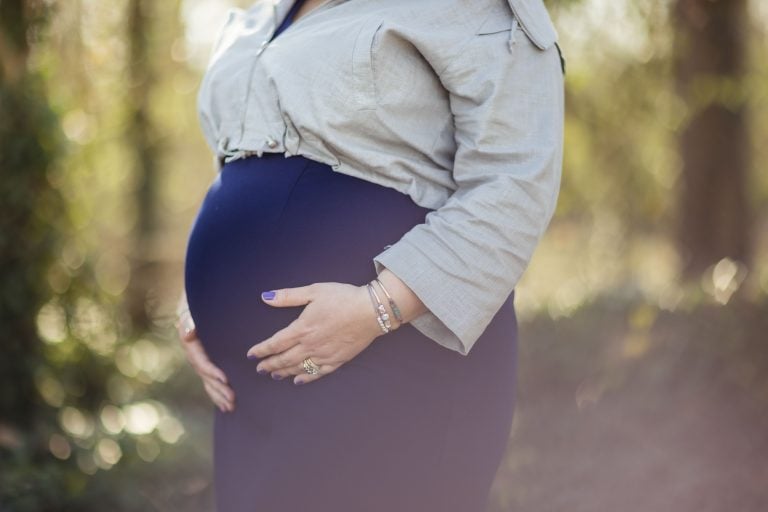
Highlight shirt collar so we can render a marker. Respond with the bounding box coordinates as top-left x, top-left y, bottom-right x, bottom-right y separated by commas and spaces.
272, 0, 296, 32
271, 0, 348, 32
